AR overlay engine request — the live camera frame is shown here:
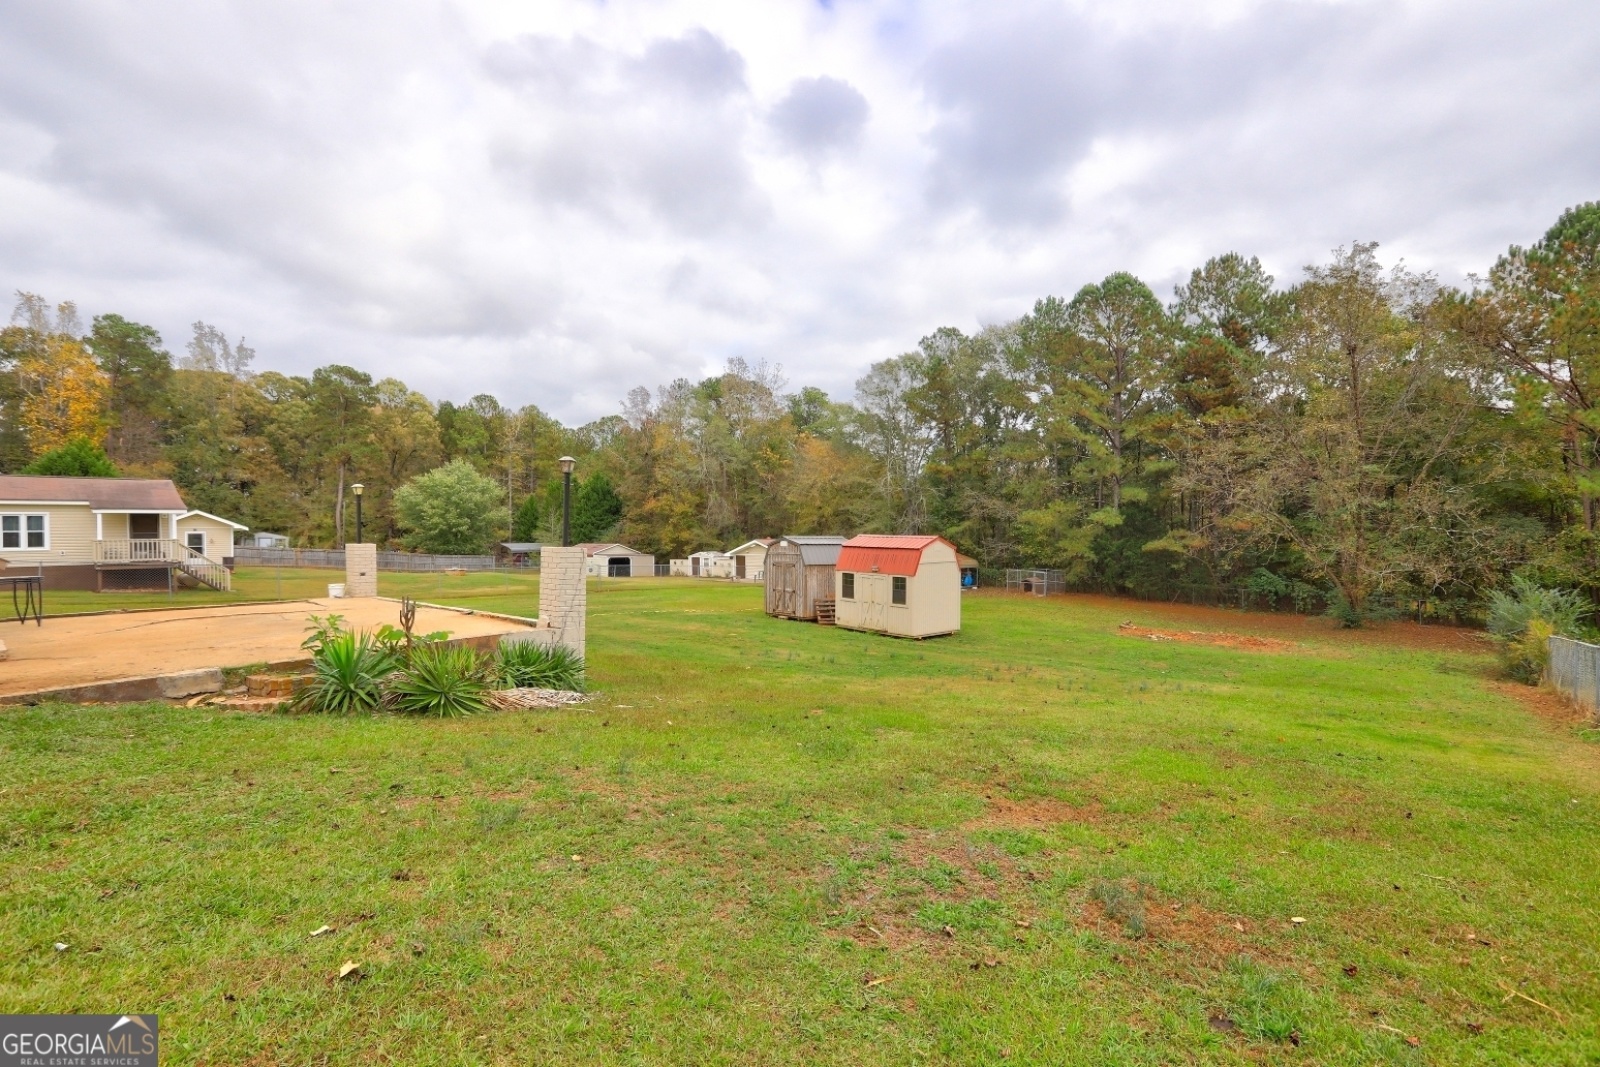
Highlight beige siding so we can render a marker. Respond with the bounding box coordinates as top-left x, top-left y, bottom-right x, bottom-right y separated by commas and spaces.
101, 512, 130, 539
0, 503, 95, 568
175, 516, 238, 560
835, 542, 961, 638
